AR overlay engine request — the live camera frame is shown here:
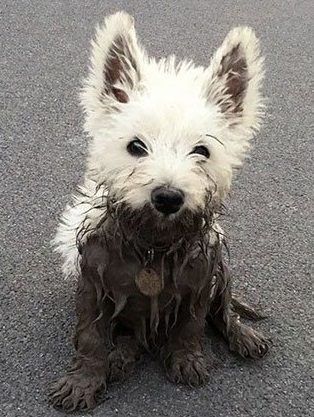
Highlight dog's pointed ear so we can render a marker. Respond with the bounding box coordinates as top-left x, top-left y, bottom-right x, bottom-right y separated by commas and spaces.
81, 12, 144, 130
204, 27, 264, 133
